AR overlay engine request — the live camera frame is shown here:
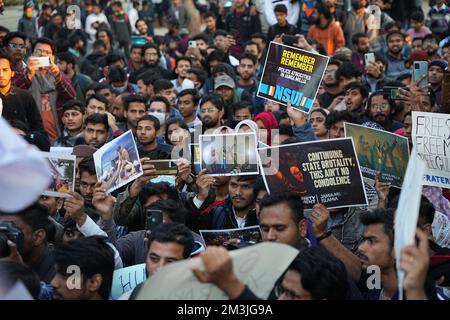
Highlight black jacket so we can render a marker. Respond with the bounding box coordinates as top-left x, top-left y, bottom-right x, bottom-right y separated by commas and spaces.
225, 7, 261, 46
